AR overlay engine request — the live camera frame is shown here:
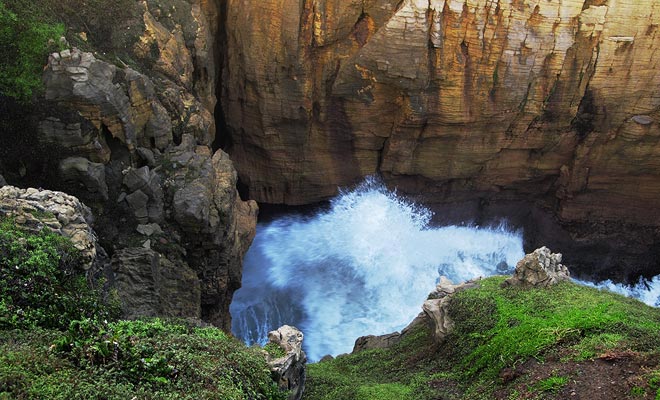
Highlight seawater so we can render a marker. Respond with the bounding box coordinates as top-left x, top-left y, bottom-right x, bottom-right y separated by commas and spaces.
230, 177, 660, 361
230, 177, 524, 361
